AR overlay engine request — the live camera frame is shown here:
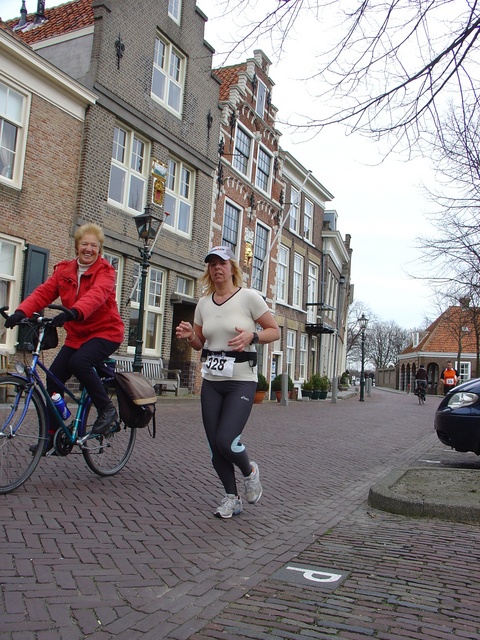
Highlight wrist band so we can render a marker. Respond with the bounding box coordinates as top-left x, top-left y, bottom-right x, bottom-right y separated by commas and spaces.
187, 334, 195, 343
